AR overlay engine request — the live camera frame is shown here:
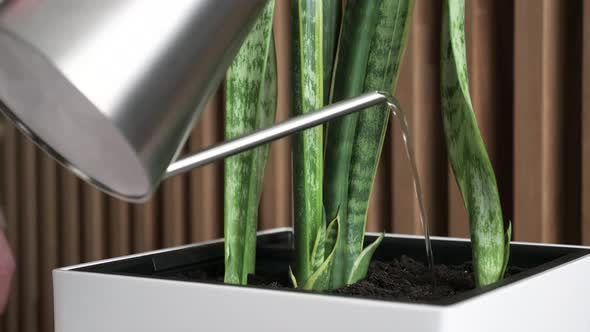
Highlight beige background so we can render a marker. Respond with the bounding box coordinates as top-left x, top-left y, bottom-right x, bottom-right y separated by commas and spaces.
1, 0, 589, 331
